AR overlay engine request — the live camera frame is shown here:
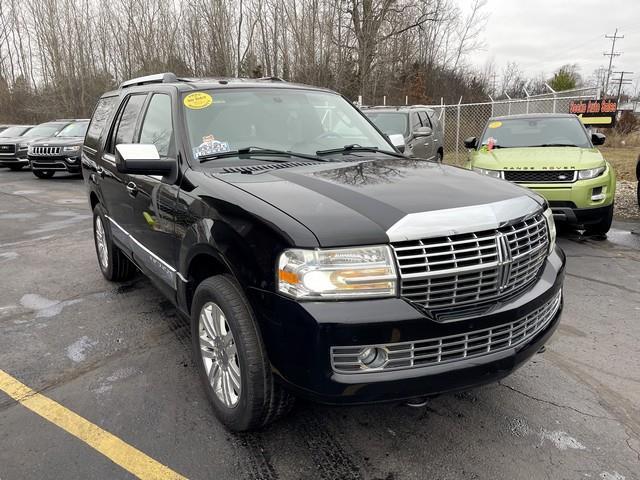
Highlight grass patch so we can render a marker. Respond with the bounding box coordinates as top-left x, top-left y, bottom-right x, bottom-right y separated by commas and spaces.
598, 147, 639, 181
